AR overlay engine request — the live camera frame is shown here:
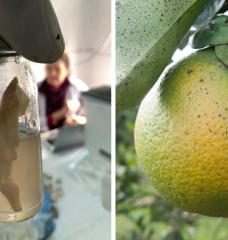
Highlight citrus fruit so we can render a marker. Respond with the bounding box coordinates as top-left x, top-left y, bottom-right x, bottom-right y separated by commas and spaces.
135, 49, 228, 217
